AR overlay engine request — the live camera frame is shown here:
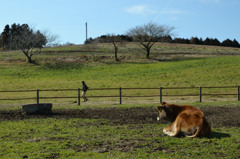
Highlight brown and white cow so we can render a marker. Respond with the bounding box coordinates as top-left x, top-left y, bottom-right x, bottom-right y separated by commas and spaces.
157, 102, 211, 138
